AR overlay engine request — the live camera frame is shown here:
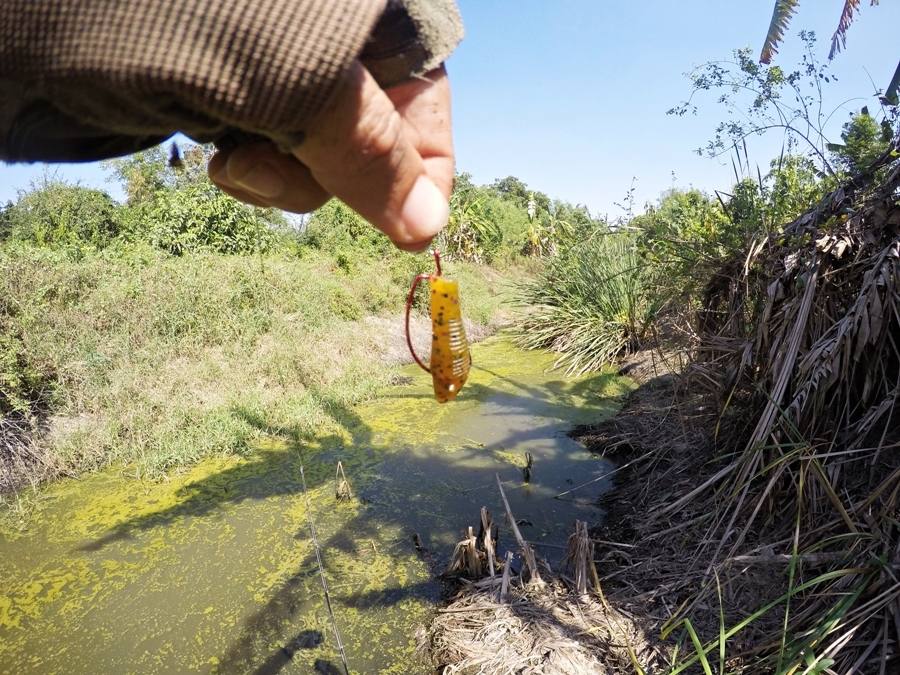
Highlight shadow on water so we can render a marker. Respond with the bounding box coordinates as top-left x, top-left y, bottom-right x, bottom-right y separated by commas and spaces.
76, 368, 620, 555
10, 341, 628, 673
